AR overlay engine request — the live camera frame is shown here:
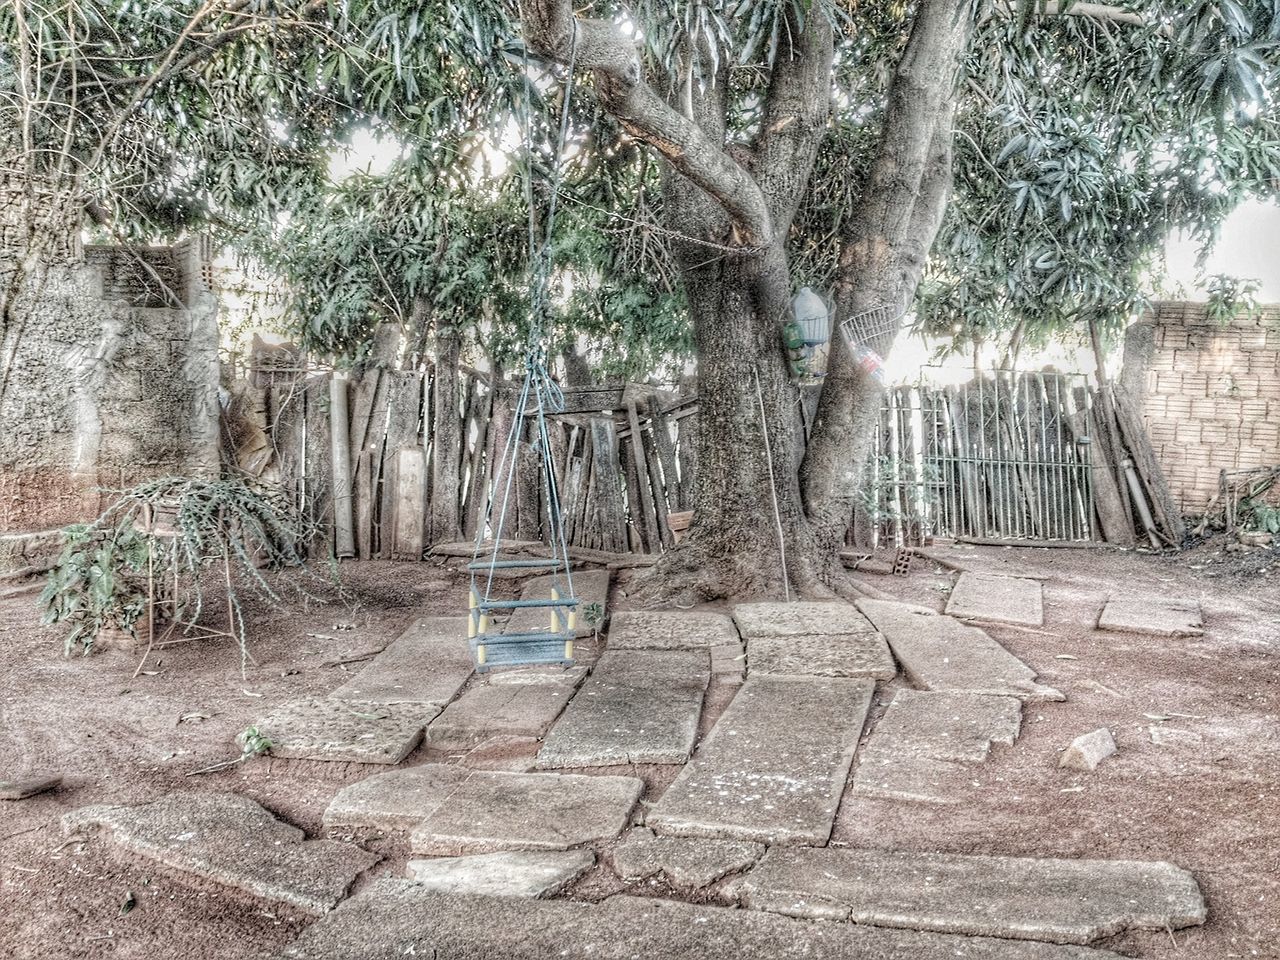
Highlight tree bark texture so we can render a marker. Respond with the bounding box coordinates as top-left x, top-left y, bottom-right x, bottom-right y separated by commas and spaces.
428, 312, 463, 544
